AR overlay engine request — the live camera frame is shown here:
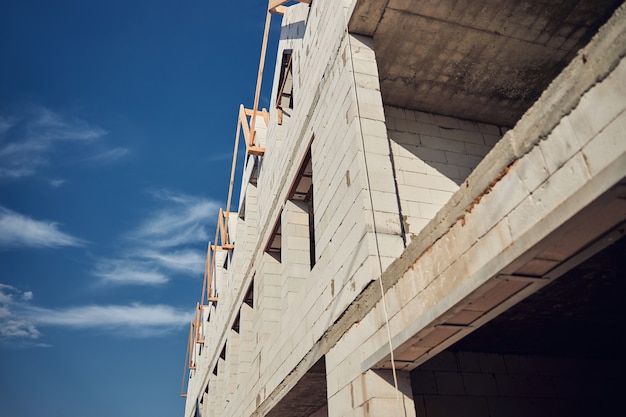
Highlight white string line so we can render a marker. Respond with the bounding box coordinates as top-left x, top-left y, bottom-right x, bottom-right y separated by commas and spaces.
342, 5, 405, 416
